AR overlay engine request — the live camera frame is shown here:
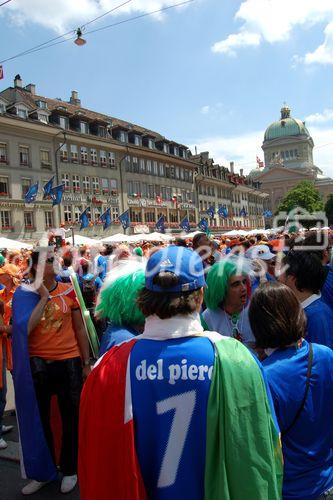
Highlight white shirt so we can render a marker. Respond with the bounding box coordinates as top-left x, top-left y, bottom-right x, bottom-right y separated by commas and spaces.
301, 293, 321, 310
202, 306, 255, 349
